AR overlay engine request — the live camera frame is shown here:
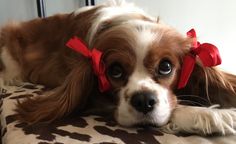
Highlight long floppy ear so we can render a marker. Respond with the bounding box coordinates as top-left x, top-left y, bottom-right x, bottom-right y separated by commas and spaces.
16, 61, 95, 123
176, 63, 236, 107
